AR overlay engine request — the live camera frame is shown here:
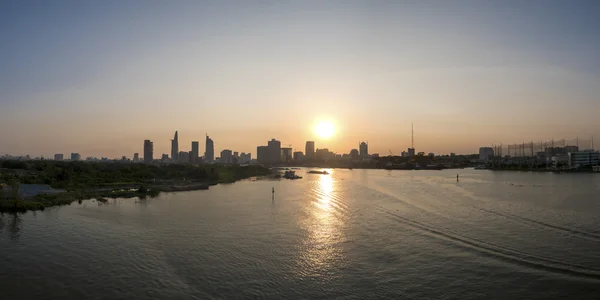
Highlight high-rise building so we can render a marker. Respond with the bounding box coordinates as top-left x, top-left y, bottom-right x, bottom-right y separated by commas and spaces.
359, 142, 368, 159
161, 154, 169, 161
220, 149, 233, 164
305, 141, 315, 160
239, 152, 251, 164
479, 147, 494, 161
133, 153, 139, 162
144, 140, 153, 163
71, 153, 81, 161
257, 146, 268, 164
233, 151, 239, 163
281, 147, 292, 163
54, 154, 64, 161
205, 135, 215, 162
268, 139, 281, 164
191, 141, 199, 163
407, 148, 415, 157
171, 131, 179, 162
